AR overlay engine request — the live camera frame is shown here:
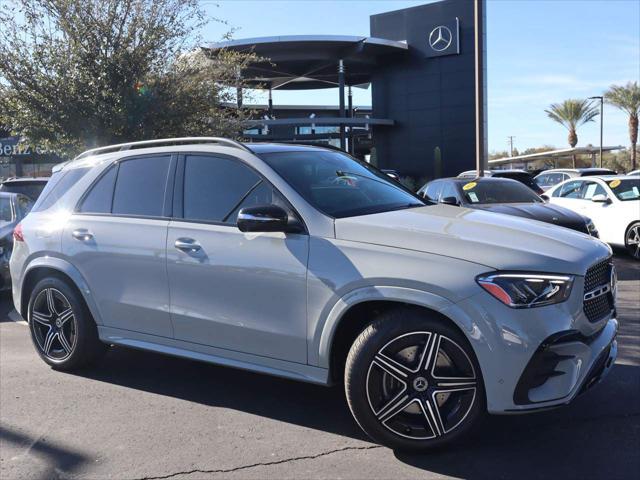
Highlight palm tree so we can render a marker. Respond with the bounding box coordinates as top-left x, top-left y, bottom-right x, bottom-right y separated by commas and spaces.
605, 81, 640, 171
545, 99, 600, 168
